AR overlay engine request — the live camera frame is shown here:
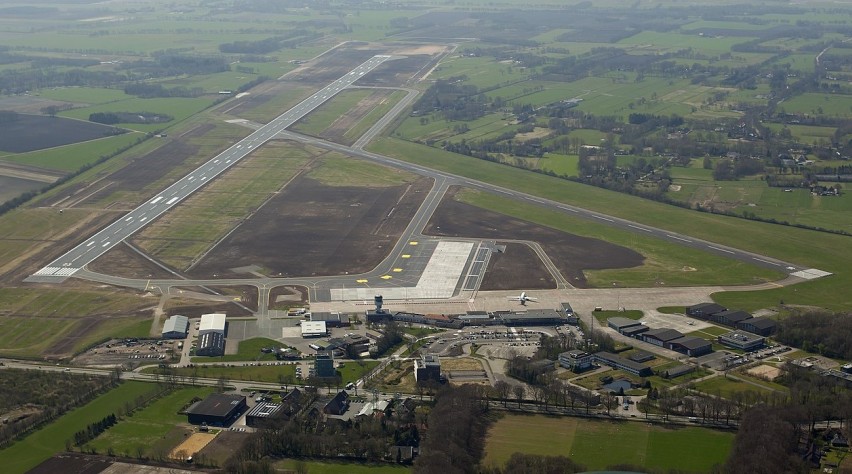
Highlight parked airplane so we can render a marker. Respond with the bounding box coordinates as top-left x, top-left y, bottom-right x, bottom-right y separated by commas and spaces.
508, 292, 537, 305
